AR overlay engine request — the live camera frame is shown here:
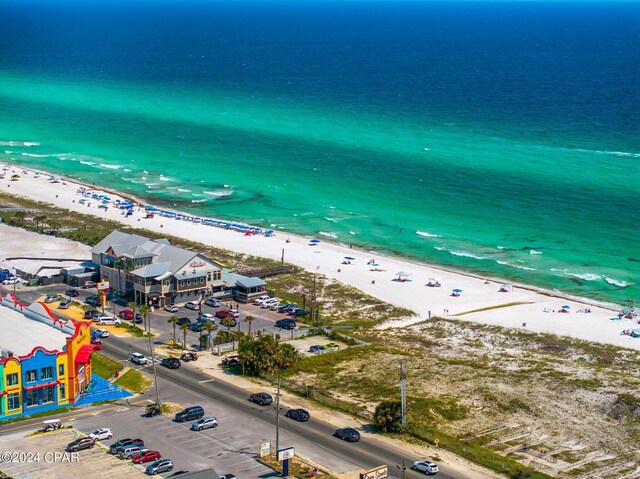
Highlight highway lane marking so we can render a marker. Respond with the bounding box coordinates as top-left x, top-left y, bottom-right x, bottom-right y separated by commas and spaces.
198, 378, 216, 383
356, 447, 370, 455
